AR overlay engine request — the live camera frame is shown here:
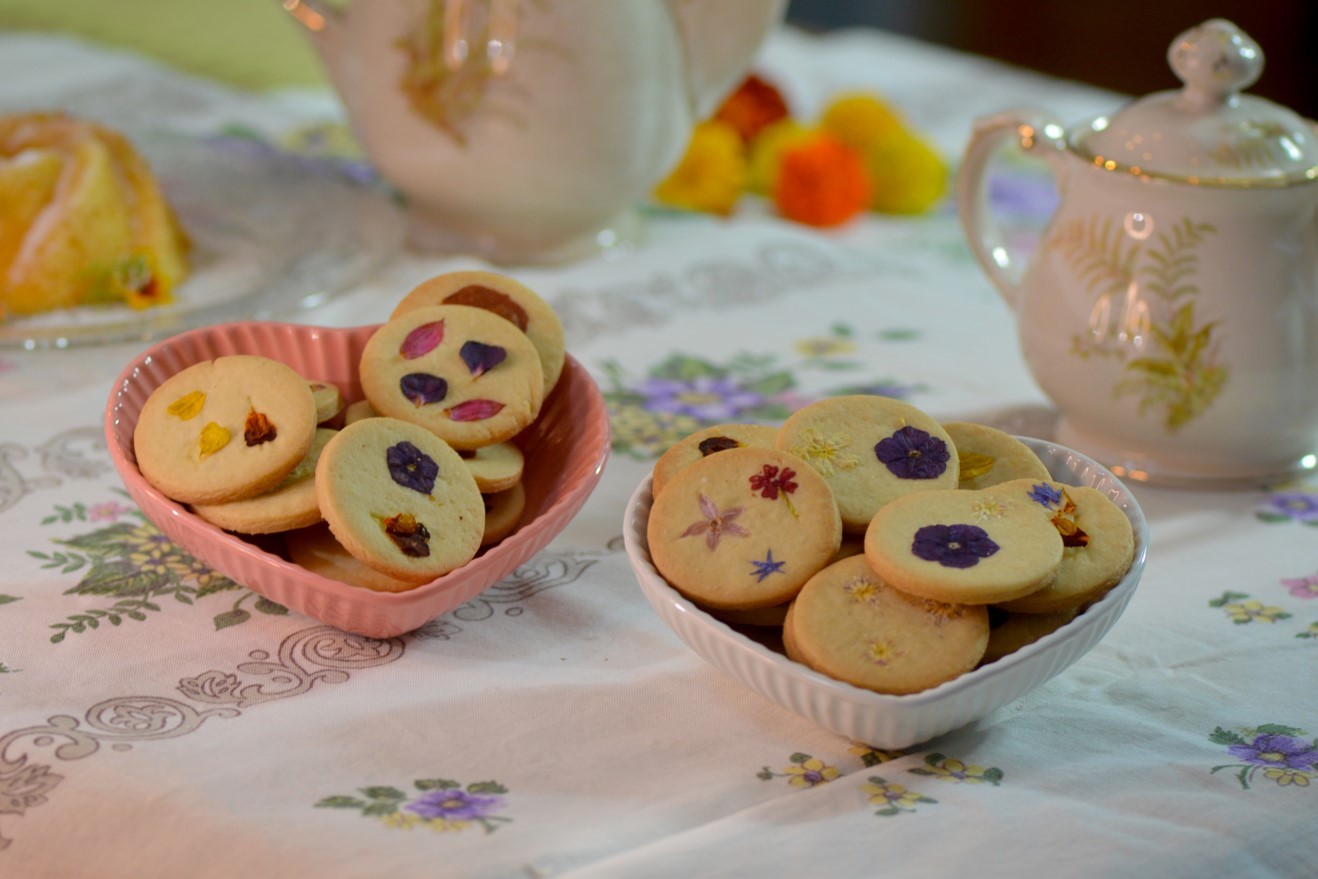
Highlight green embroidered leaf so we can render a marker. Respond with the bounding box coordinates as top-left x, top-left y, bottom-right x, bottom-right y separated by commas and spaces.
361, 801, 400, 817
789, 752, 812, 765
925, 753, 945, 767
361, 786, 407, 800
830, 323, 854, 337
1208, 726, 1249, 746
981, 768, 1005, 784
651, 354, 724, 382
316, 796, 367, 809
908, 768, 934, 777
1208, 592, 1249, 608
815, 360, 864, 371
756, 768, 774, 781
467, 781, 508, 795
743, 371, 794, 395
254, 597, 289, 616
1252, 724, 1305, 737
415, 778, 461, 791
213, 609, 250, 631
877, 328, 920, 341
0, 595, 20, 605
